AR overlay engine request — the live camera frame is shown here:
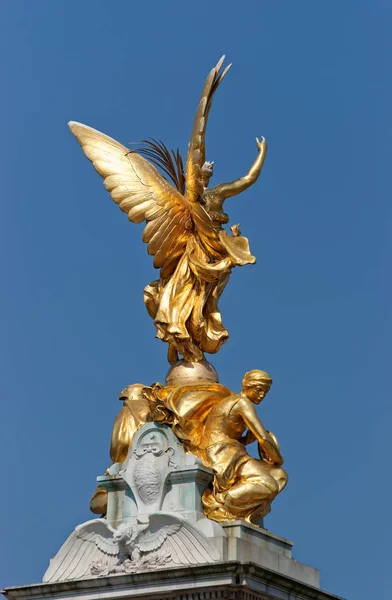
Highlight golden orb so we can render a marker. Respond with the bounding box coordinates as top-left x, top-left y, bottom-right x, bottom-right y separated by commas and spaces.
165, 359, 219, 386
